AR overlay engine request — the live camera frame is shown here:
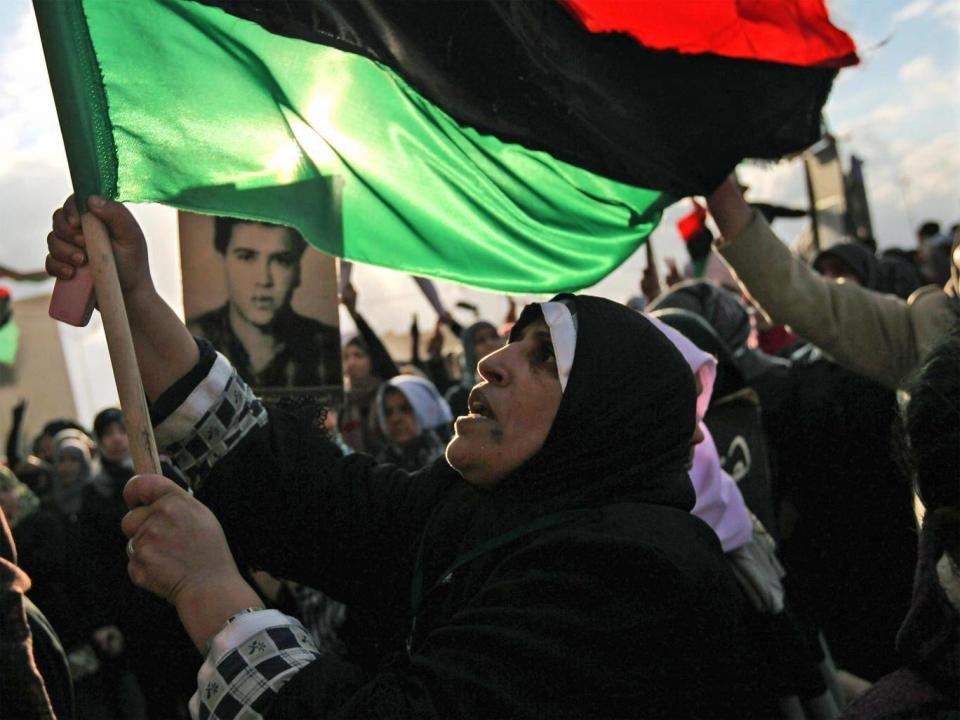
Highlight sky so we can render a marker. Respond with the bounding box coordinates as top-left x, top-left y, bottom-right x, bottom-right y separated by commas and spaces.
0, 0, 958, 421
